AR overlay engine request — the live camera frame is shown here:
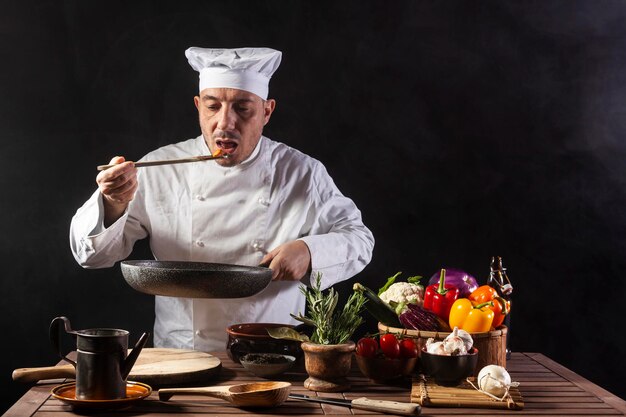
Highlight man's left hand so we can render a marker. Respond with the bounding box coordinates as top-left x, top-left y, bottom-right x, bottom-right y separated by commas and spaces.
260, 240, 312, 281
